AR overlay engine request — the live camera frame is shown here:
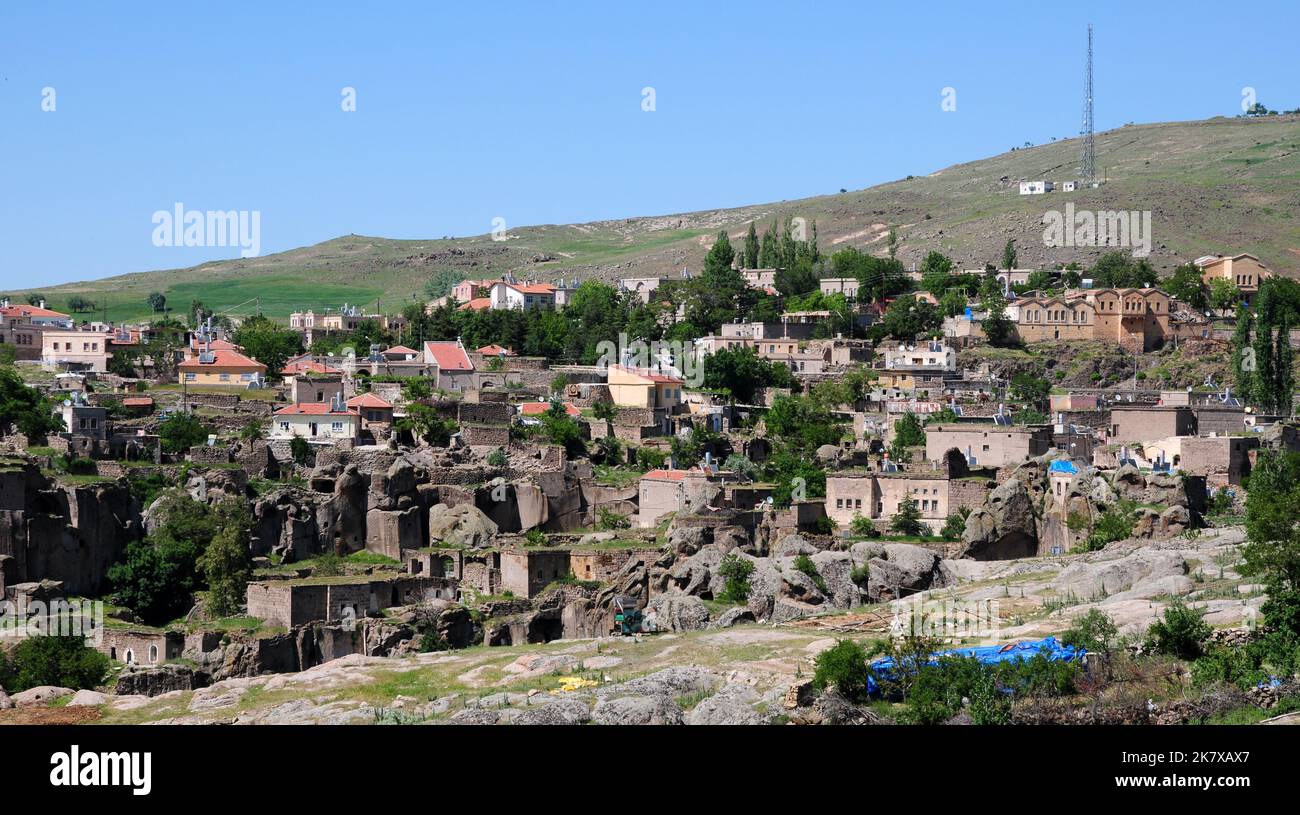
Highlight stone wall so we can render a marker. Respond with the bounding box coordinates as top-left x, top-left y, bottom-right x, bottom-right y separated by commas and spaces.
457, 401, 512, 425
462, 424, 510, 447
